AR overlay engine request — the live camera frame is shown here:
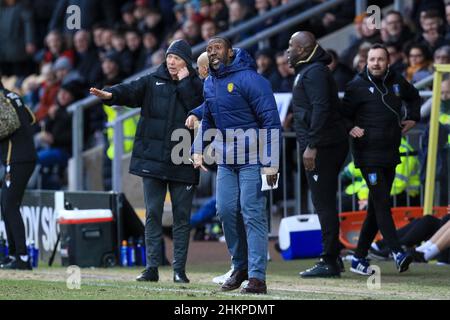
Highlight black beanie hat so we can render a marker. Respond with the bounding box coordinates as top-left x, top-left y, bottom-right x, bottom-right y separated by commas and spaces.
166, 39, 193, 66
